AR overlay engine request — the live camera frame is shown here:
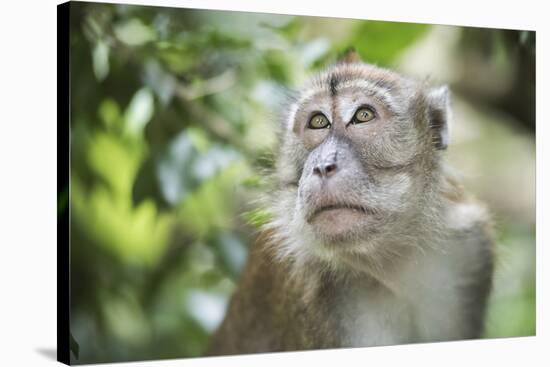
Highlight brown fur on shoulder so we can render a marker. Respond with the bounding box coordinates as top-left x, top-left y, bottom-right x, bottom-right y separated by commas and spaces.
206, 231, 341, 355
